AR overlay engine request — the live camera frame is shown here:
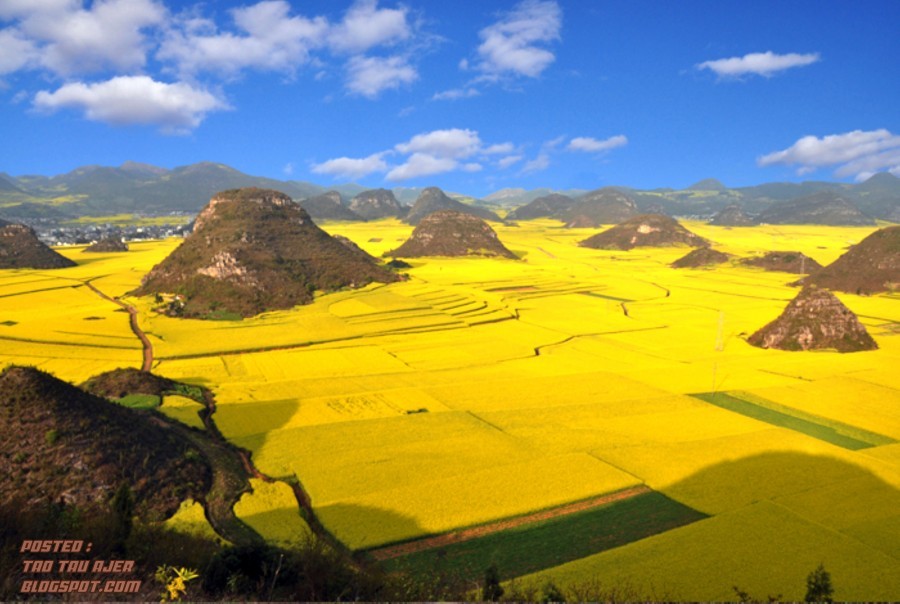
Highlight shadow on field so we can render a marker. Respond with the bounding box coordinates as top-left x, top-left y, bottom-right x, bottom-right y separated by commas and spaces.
315, 502, 425, 553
